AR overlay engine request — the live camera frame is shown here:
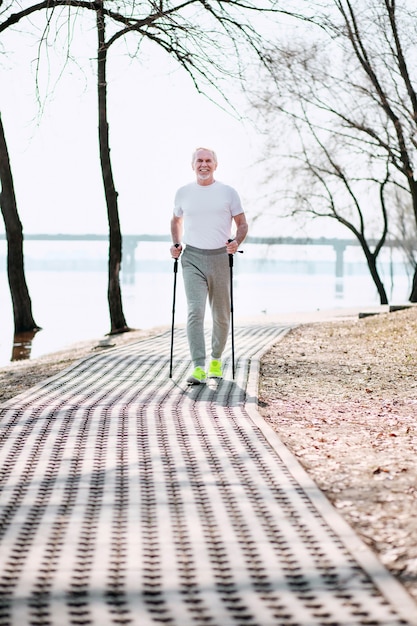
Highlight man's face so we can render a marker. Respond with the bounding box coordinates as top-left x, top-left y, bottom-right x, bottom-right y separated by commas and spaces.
192, 149, 217, 185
